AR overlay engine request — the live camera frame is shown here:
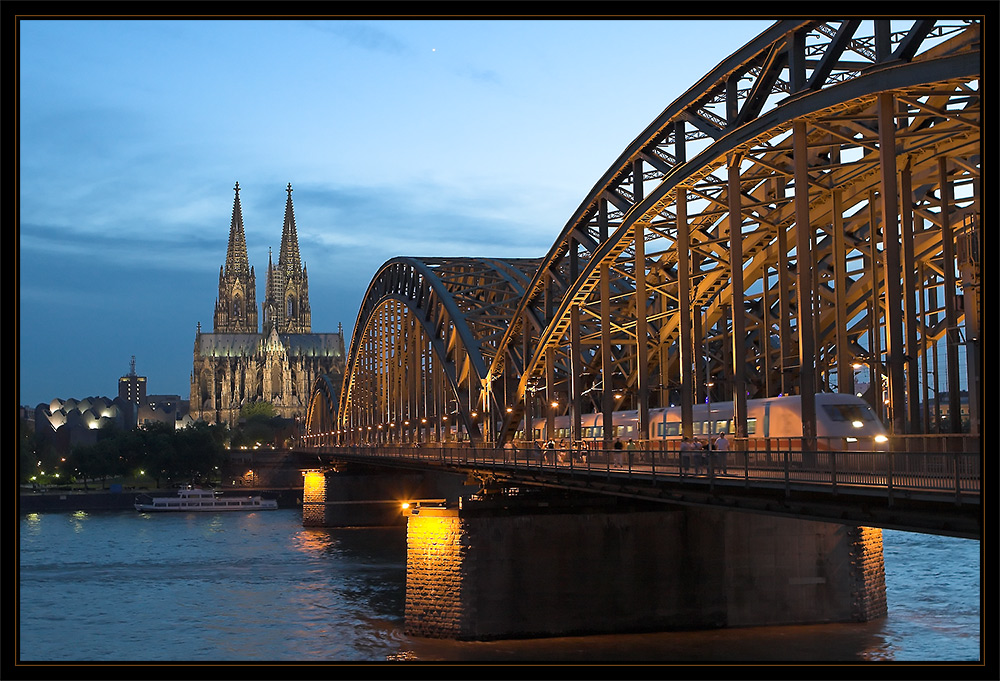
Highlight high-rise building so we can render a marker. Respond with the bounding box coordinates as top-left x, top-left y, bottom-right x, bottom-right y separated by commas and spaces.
190, 183, 345, 426
118, 355, 147, 412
